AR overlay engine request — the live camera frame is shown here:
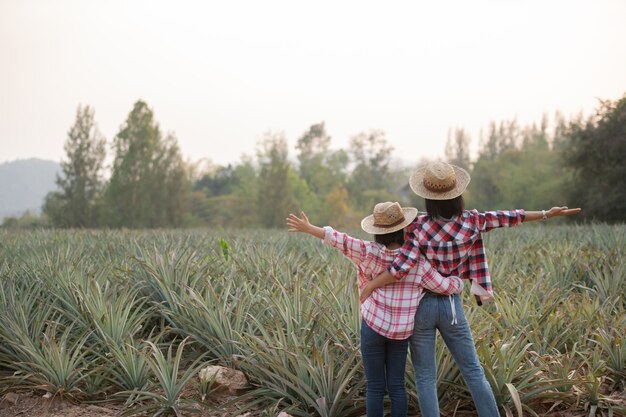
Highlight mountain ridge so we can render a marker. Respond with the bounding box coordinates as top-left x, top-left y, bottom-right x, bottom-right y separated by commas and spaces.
0, 158, 61, 221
